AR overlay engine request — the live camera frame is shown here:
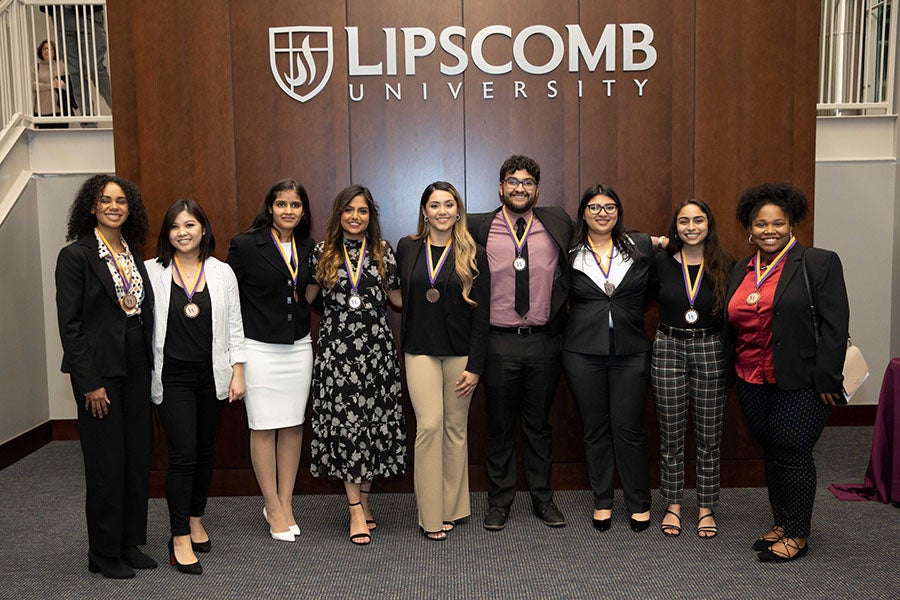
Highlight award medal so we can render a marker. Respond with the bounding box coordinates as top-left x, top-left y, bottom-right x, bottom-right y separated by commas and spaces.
271, 228, 300, 303
425, 237, 452, 303
343, 237, 367, 309
173, 255, 205, 319
681, 250, 705, 325
502, 207, 532, 272
747, 236, 796, 306
587, 236, 616, 296
95, 228, 138, 314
